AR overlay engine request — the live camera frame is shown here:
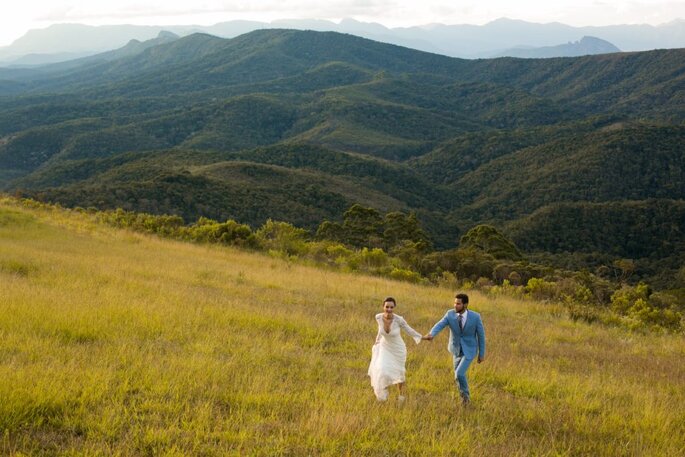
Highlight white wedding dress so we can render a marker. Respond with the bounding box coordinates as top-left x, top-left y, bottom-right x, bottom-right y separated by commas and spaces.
368, 313, 422, 401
